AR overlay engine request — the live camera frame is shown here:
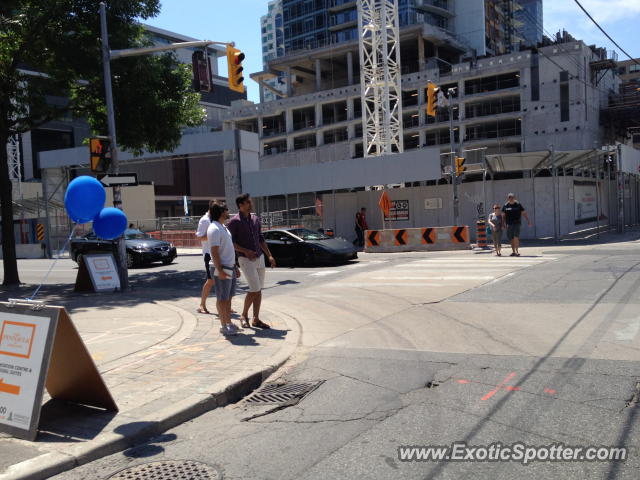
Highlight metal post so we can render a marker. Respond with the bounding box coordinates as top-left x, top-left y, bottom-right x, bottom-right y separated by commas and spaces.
551, 146, 558, 242
100, 2, 129, 290
595, 155, 600, 238
449, 92, 459, 226
607, 157, 612, 229
41, 169, 53, 259
617, 144, 624, 233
